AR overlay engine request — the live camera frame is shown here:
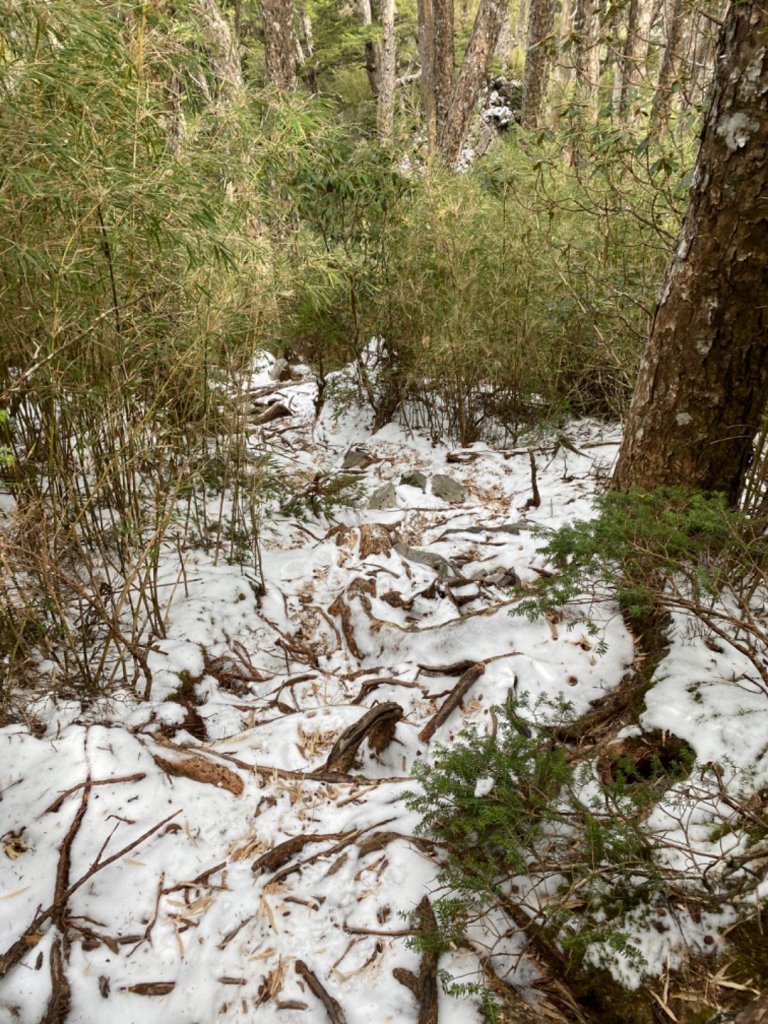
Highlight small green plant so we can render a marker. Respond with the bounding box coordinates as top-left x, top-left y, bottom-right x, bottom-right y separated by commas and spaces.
514, 486, 768, 692
0, 411, 12, 470
406, 697, 667, 987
